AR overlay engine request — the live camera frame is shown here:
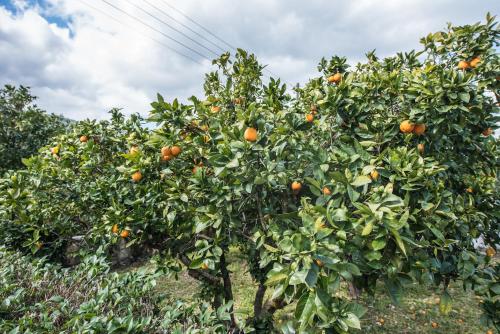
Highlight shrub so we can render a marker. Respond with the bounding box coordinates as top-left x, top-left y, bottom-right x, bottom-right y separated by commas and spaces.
0, 246, 231, 333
